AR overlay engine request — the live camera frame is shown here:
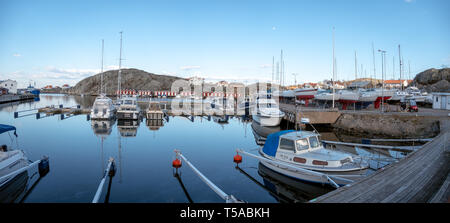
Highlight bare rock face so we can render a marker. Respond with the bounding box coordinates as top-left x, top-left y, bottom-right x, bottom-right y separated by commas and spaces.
332, 113, 440, 138
68, 68, 186, 95
413, 68, 450, 92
